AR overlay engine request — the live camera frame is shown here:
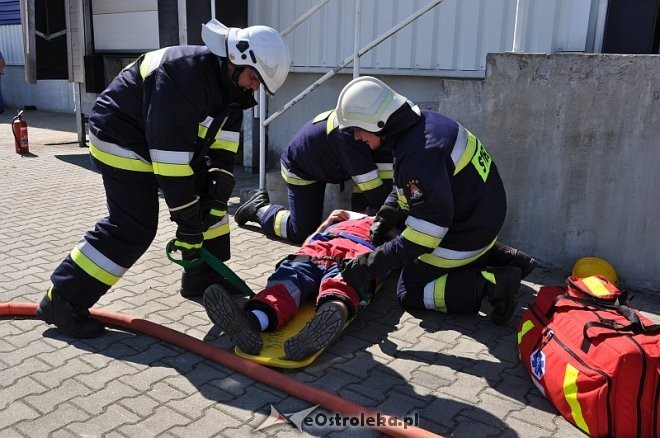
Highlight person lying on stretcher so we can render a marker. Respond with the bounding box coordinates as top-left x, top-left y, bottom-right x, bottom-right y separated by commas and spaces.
202, 209, 396, 360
